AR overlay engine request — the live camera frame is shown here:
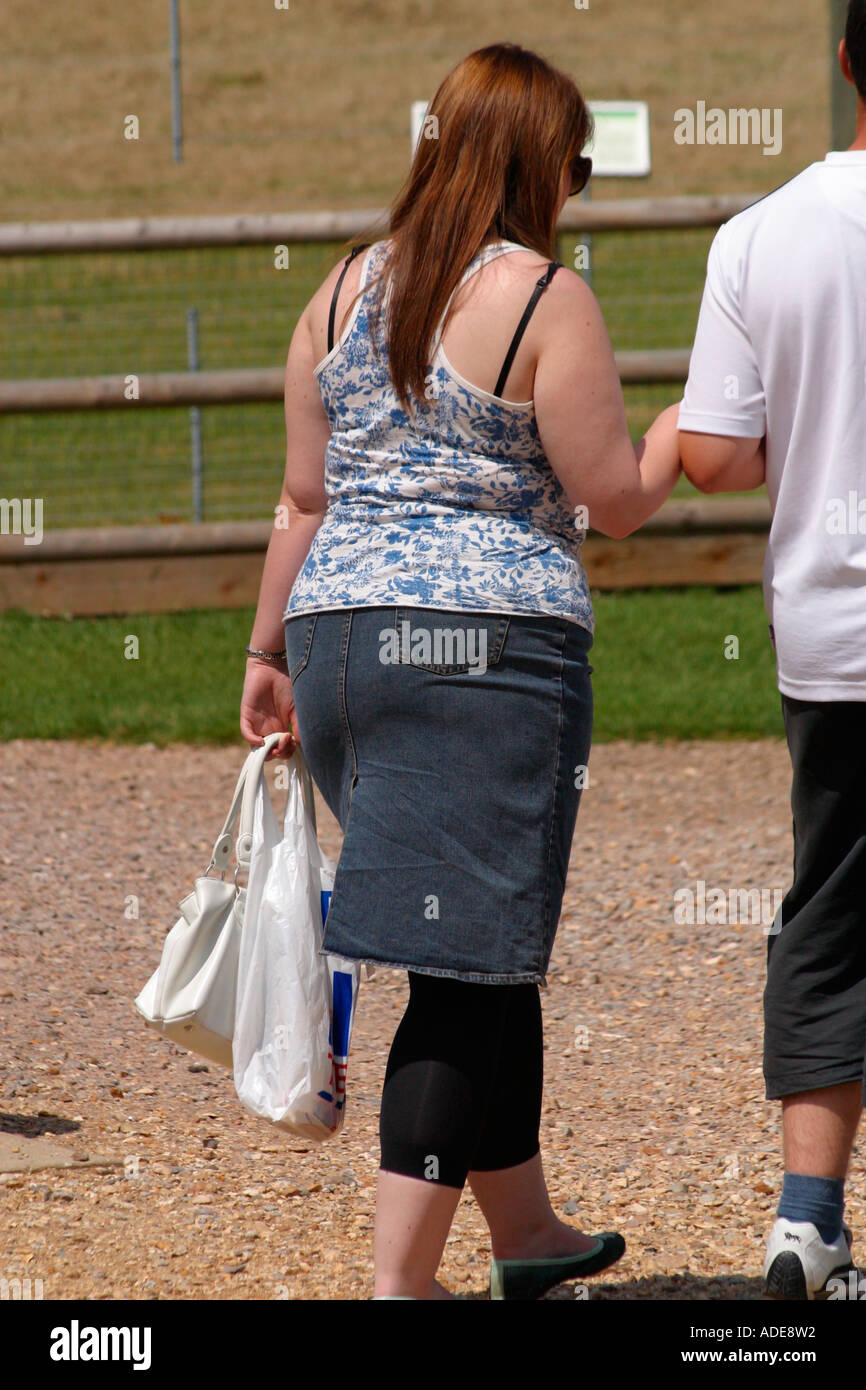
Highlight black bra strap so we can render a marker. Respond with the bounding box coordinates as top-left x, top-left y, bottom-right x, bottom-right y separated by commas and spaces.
493, 261, 562, 399
327, 244, 370, 353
